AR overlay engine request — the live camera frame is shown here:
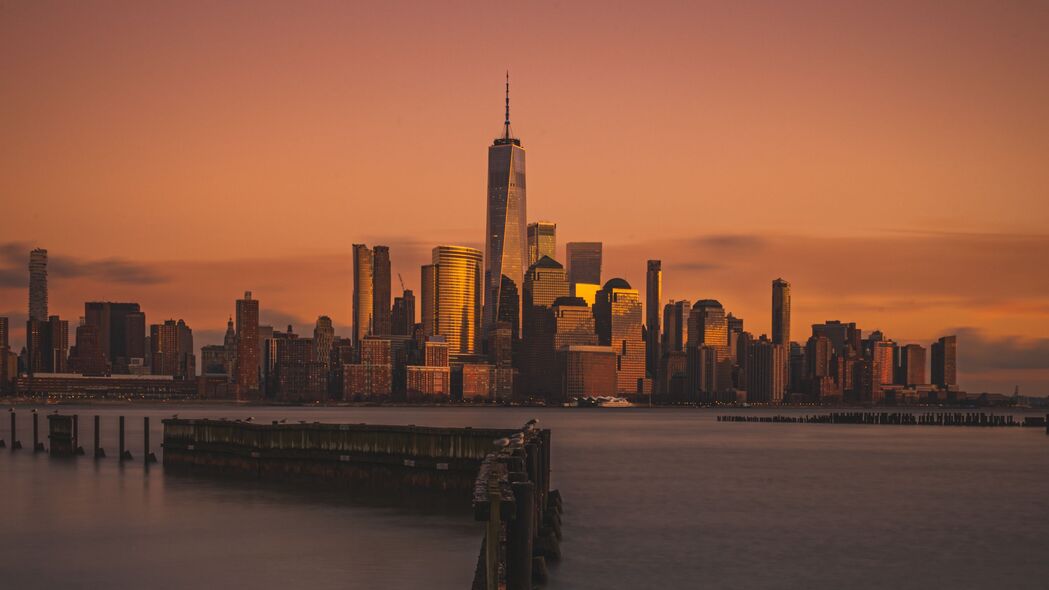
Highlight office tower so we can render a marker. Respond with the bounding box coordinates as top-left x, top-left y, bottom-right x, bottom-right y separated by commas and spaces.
176, 319, 195, 378
201, 345, 227, 376
150, 321, 180, 377
29, 248, 48, 322
527, 221, 557, 267
223, 317, 236, 379
391, 290, 415, 336
661, 300, 691, 353
372, 246, 392, 335
789, 342, 806, 394
900, 343, 927, 386
274, 337, 327, 402
566, 242, 602, 292
594, 278, 645, 395
84, 302, 144, 372
47, 316, 69, 373
0, 317, 8, 392
552, 297, 598, 350
931, 335, 957, 388
487, 322, 514, 369
560, 345, 618, 399
431, 246, 483, 356
772, 278, 791, 347
521, 256, 570, 398
746, 335, 787, 404
73, 323, 107, 376
407, 338, 451, 400
420, 264, 437, 338
484, 75, 527, 338
26, 318, 47, 374
314, 316, 335, 368
871, 339, 896, 386
352, 244, 374, 344
811, 320, 856, 356
235, 291, 260, 395
645, 260, 662, 379
687, 300, 730, 398
726, 312, 744, 363
0, 317, 7, 348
